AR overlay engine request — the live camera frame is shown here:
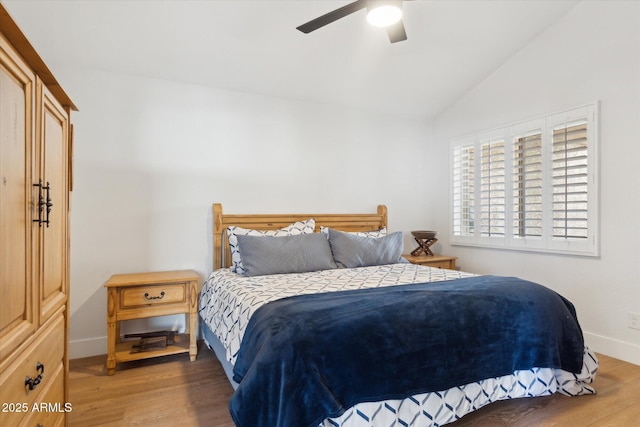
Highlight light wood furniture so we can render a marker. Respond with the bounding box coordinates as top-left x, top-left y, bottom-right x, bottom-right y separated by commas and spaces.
213, 203, 388, 270
104, 270, 200, 375
1, 5, 76, 427
403, 254, 457, 270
